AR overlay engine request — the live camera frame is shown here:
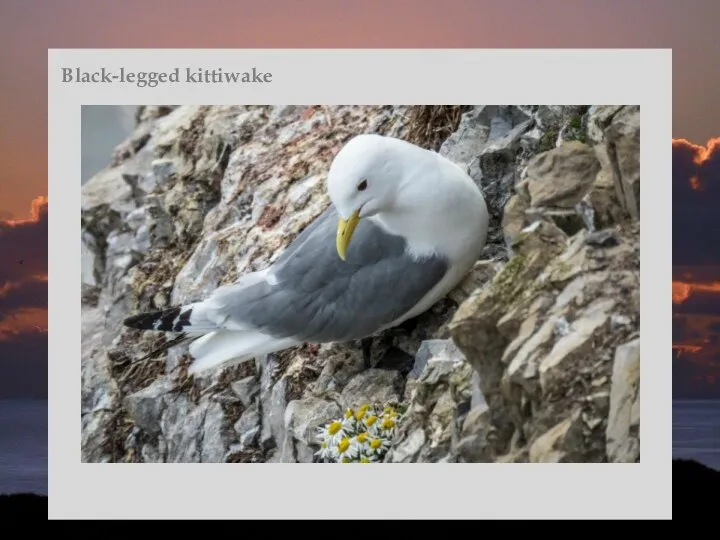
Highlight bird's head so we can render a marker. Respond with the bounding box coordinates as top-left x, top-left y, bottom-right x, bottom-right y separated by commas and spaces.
326, 134, 408, 260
